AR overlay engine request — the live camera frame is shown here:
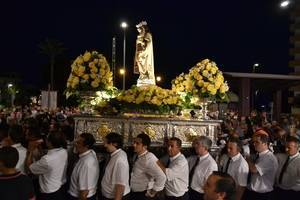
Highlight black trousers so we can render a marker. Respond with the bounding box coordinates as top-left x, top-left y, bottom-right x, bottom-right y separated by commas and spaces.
165, 192, 189, 200
130, 191, 148, 200
39, 187, 64, 200
273, 187, 300, 200
188, 189, 204, 200
67, 193, 96, 200
101, 193, 130, 200
243, 188, 273, 200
